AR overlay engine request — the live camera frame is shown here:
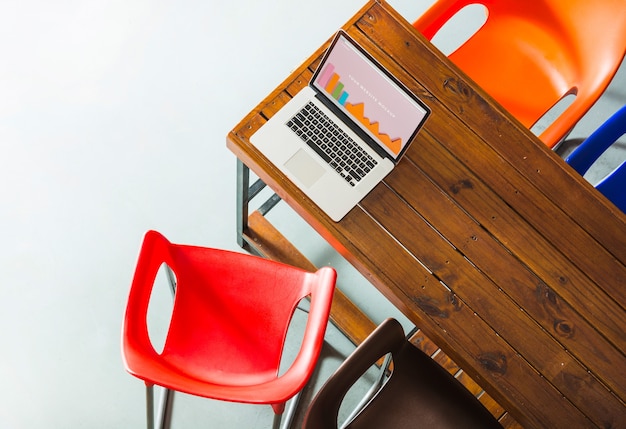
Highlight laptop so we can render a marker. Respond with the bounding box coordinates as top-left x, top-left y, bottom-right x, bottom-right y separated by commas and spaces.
250, 30, 431, 221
